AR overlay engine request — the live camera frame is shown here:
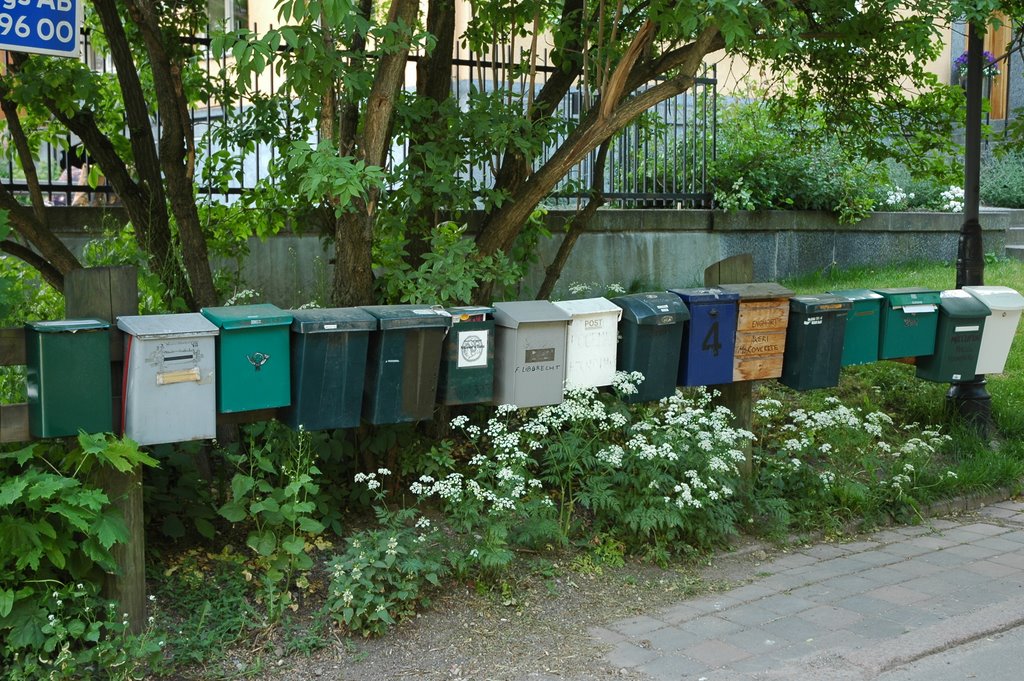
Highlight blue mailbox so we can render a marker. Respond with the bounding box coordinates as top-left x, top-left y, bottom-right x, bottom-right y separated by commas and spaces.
669, 287, 739, 386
